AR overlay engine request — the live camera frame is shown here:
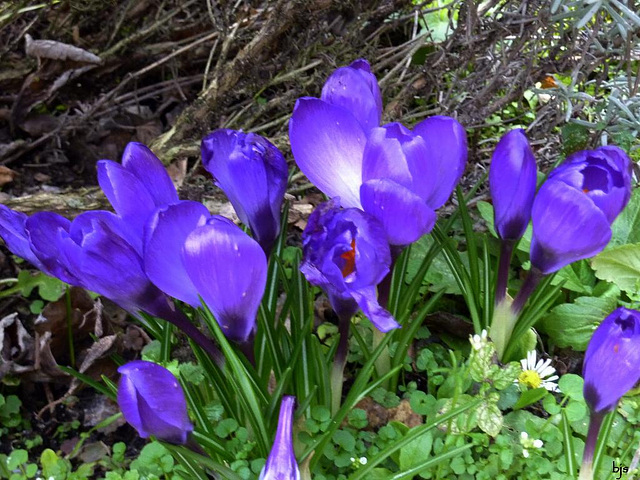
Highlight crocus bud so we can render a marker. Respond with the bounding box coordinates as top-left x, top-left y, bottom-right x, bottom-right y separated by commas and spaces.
530, 146, 632, 274
97, 142, 179, 245
583, 307, 640, 413
260, 396, 300, 480
201, 130, 288, 254
117, 360, 193, 444
300, 199, 399, 332
489, 129, 537, 240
